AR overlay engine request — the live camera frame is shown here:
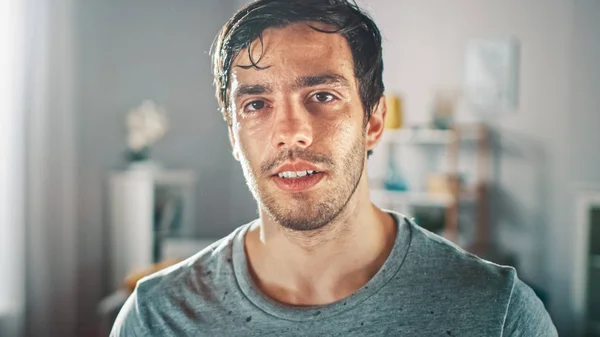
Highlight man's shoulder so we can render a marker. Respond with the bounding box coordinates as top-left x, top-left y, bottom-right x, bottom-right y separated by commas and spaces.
386, 216, 556, 334
405, 218, 516, 293
396, 217, 525, 328
111, 224, 248, 336
411, 222, 558, 335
